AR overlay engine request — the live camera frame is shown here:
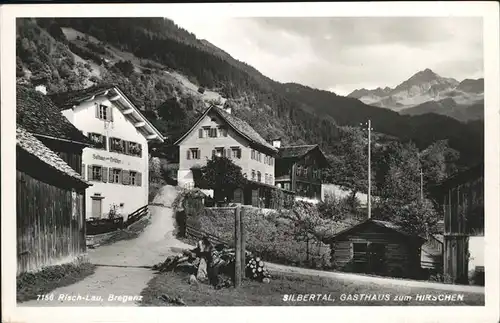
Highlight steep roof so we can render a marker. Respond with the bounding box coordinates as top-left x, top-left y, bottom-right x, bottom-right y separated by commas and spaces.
278, 145, 318, 159
48, 84, 165, 142
16, 126, 90, 186
16, 86, 90, 145
328, 218, 425, 242
174, 105, 278, 153
48, 83, 118, 111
